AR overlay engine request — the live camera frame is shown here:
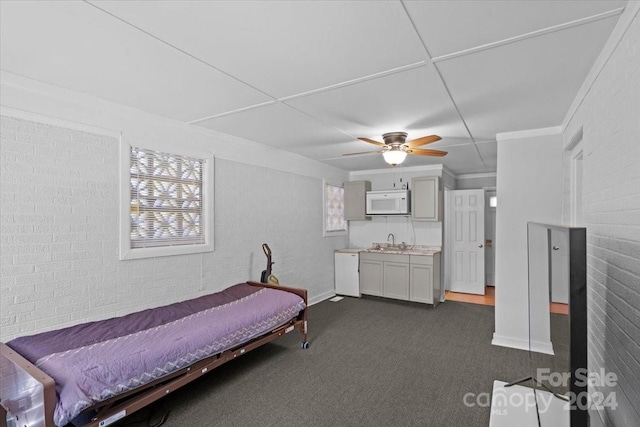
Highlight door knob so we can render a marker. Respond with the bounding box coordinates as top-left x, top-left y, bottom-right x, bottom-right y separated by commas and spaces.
478, 243, 483, 248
